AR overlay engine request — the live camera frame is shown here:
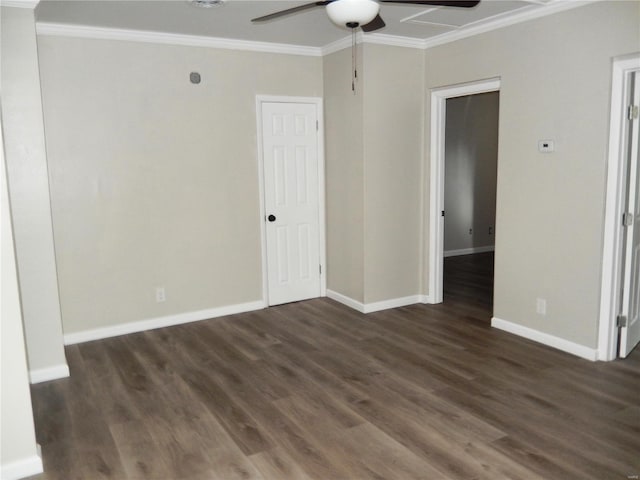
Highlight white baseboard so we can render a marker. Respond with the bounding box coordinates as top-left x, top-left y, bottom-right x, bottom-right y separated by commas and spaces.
491, 317, 598, 361
1, 452, 43, 480
326, 289, 366, 313
364, 295, 430, 313
29, 363, 70, 384
326, 290, 430, 314
63, 300, 265, 345
444, 245, 495, 258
